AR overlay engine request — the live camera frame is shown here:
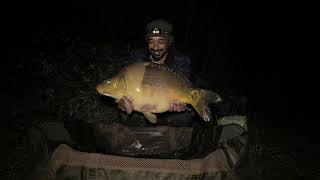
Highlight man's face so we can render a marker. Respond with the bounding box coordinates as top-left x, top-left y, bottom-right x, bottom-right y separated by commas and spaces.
147, 36, 170, 61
